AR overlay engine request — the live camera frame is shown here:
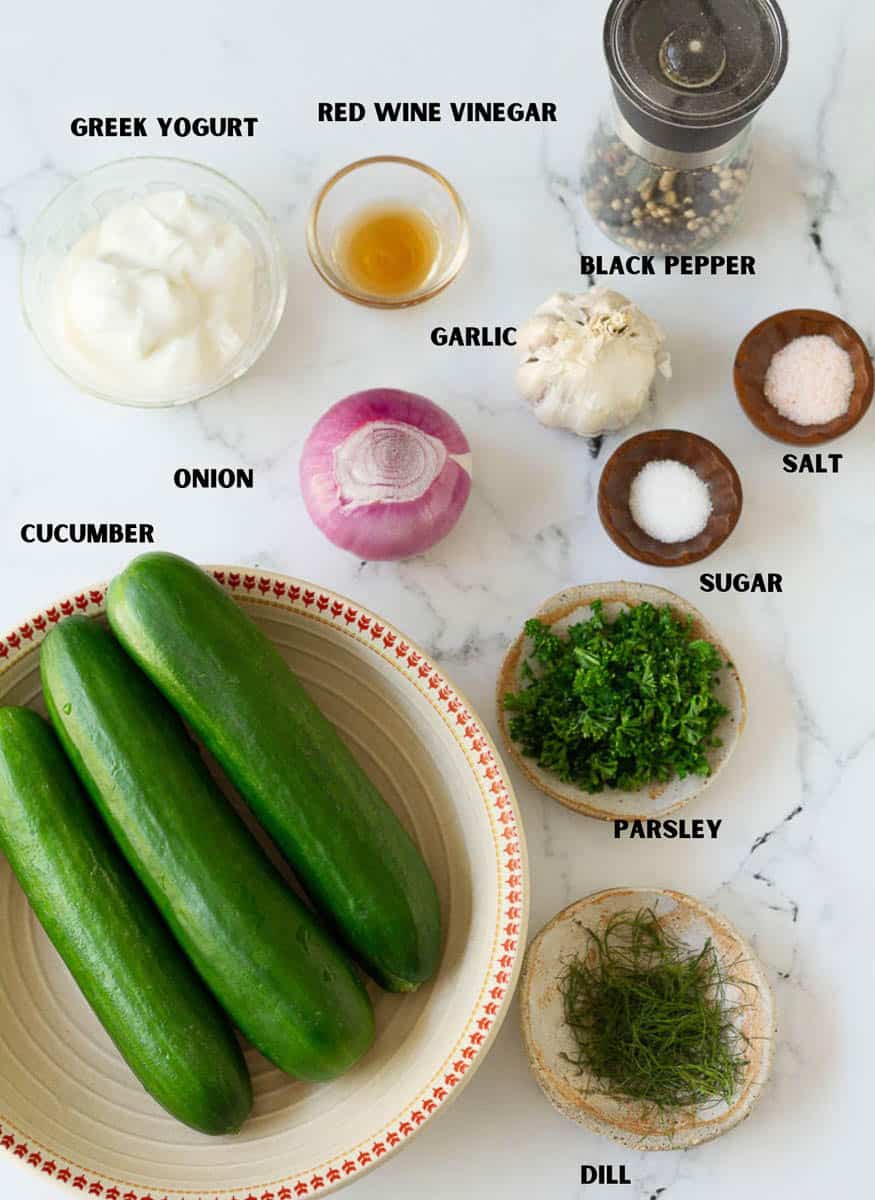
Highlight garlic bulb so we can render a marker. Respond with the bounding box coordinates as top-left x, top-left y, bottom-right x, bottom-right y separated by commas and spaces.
516, 289, 671, 437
